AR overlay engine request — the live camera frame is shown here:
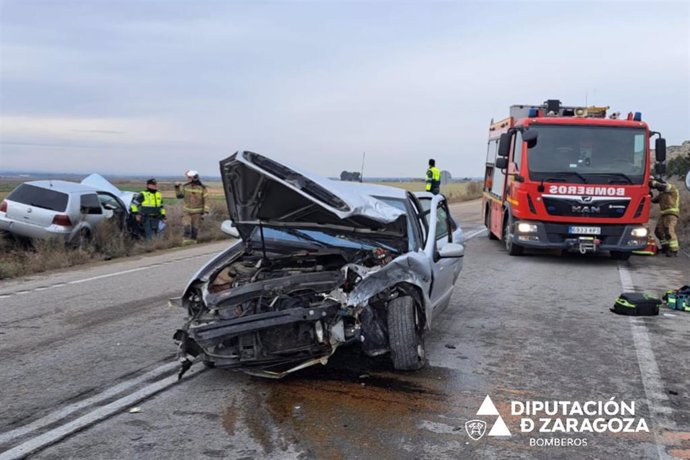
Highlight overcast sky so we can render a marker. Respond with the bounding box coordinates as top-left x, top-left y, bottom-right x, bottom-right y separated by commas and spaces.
1, 1, 688, 179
